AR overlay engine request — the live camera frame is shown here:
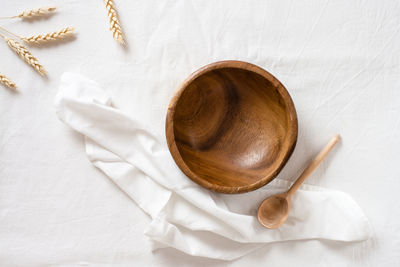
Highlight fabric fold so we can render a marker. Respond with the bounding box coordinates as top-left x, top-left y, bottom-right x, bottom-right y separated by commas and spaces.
55, 72, 372, 260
